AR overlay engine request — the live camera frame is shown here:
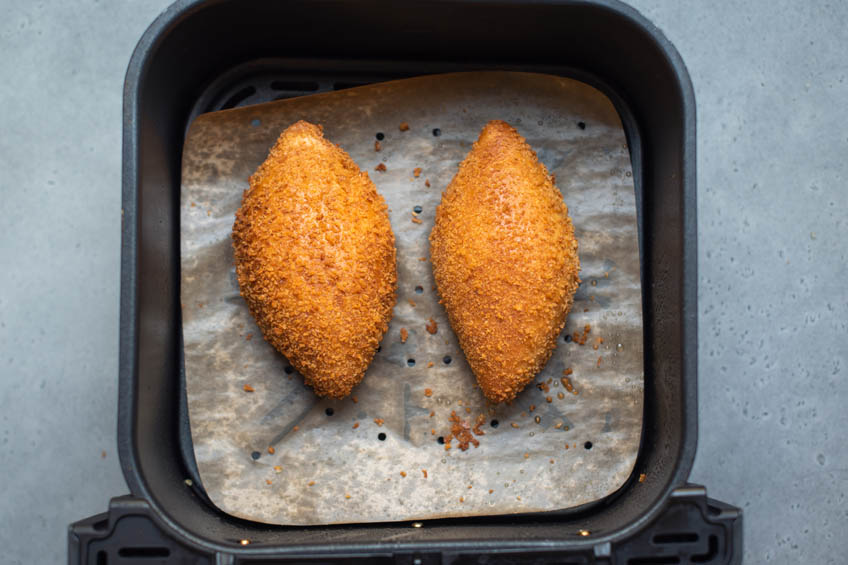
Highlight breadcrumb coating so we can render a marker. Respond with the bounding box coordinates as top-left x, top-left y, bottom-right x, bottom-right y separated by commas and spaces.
429, 120, 579, 403
232, 121, 397, 398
